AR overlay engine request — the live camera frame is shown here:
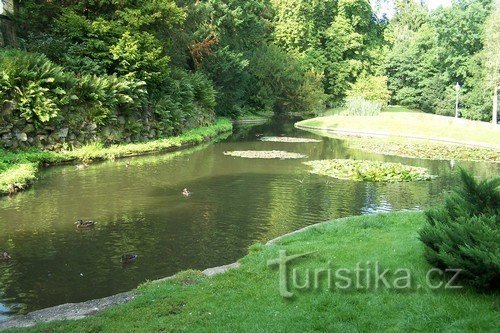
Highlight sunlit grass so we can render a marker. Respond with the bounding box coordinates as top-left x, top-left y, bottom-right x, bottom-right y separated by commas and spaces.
297, 108, 500, 149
